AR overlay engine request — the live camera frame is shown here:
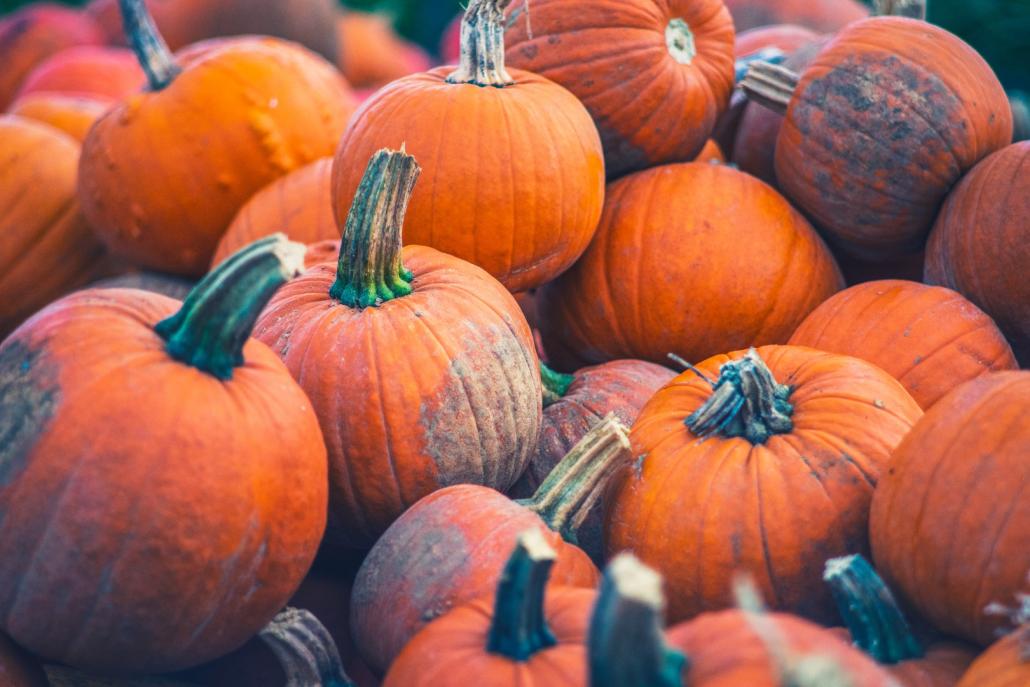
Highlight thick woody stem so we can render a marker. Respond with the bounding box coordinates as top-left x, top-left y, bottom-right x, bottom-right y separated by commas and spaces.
446, 0, 514, 86
741, 61, 800, 116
